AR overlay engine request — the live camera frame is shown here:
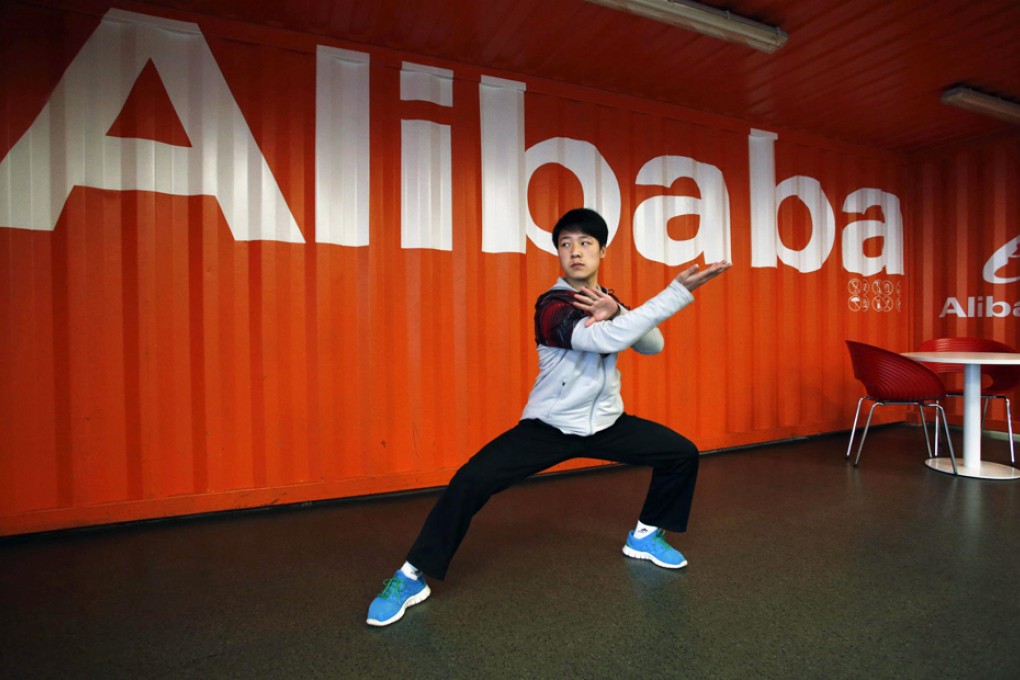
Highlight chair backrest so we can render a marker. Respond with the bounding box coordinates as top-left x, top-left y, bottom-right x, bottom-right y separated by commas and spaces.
846, 340, 947, 402
917, 337, 1020, 394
